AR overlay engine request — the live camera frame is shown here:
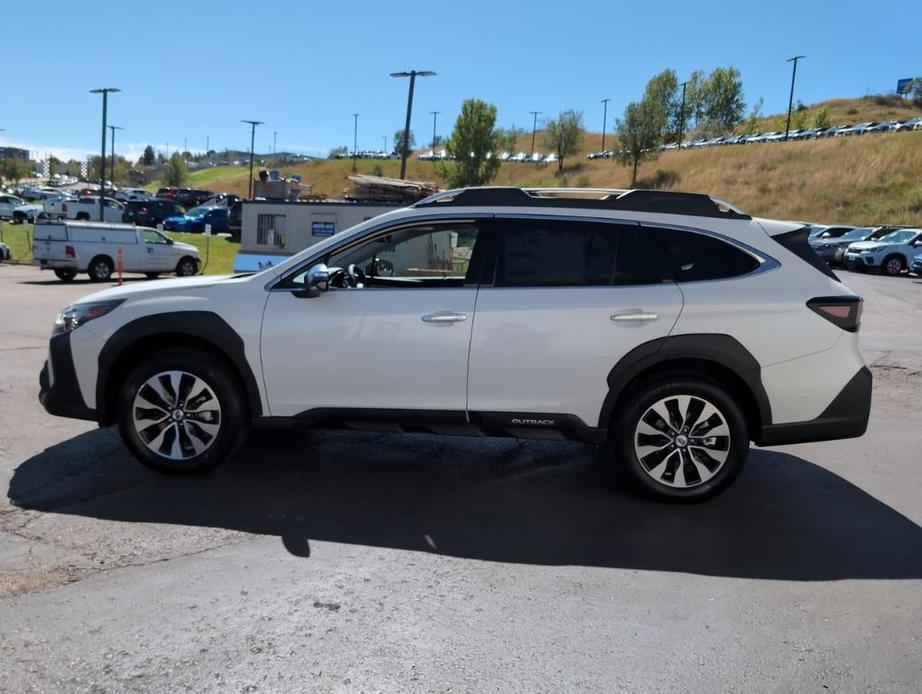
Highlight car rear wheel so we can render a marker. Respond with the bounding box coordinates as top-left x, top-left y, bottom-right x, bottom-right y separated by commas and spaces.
610, 377, 749, 502
145, 272, 161, 279
76, 212, 90, 221
54, 268, 77, 282
117, 348, 249, 473
881, 255, 904, 276
87, 255, 113, 282
176, 256, 198, 277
